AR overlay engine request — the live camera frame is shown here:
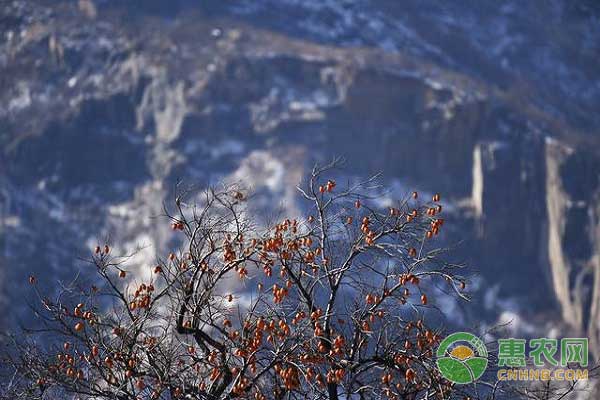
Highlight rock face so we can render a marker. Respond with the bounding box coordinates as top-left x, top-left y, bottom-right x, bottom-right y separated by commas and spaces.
1, 0, 600, 362
544, 140, 600, 352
